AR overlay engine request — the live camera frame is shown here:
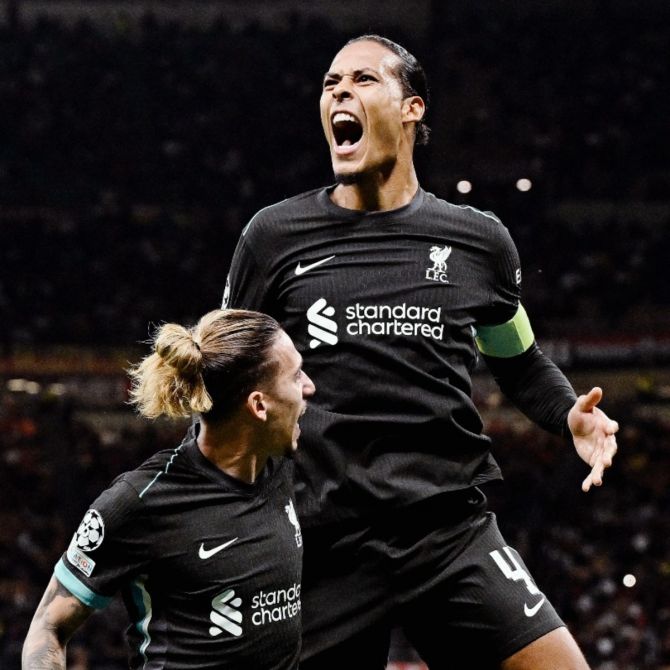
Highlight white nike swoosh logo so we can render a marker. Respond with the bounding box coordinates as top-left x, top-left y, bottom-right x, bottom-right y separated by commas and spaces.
524, 597, 546, 617
198, 537, 238, 560
295, 255, 336, 276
